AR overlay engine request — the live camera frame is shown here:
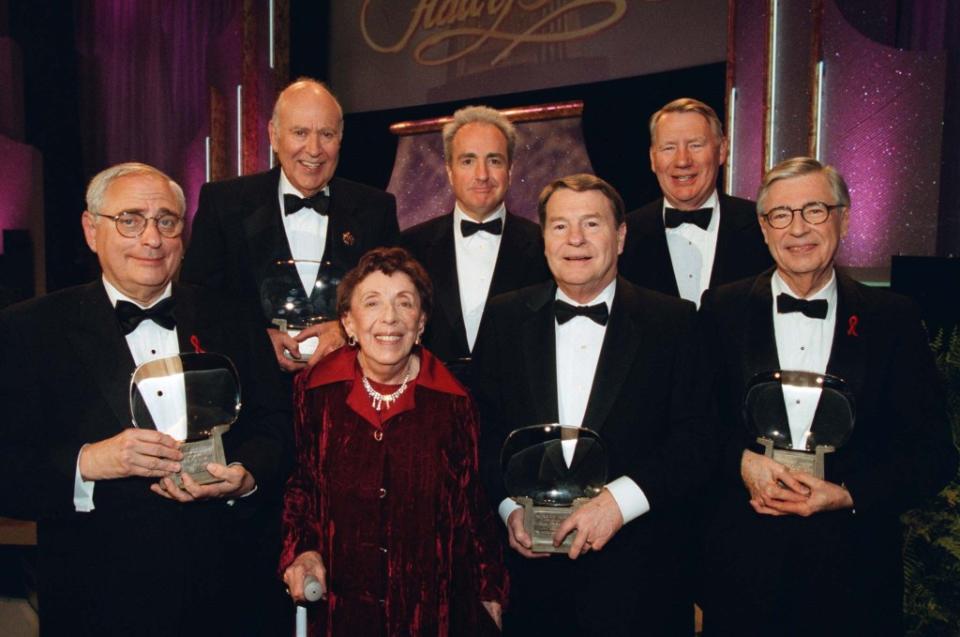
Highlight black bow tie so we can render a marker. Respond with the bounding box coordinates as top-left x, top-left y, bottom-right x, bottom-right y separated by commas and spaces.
284, 192, 330, 216
115, 297, 177, 335
461, 218, 503, 237
776, 293, 828, 319
554, 300, 609, 326
664, 207, 712, 230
